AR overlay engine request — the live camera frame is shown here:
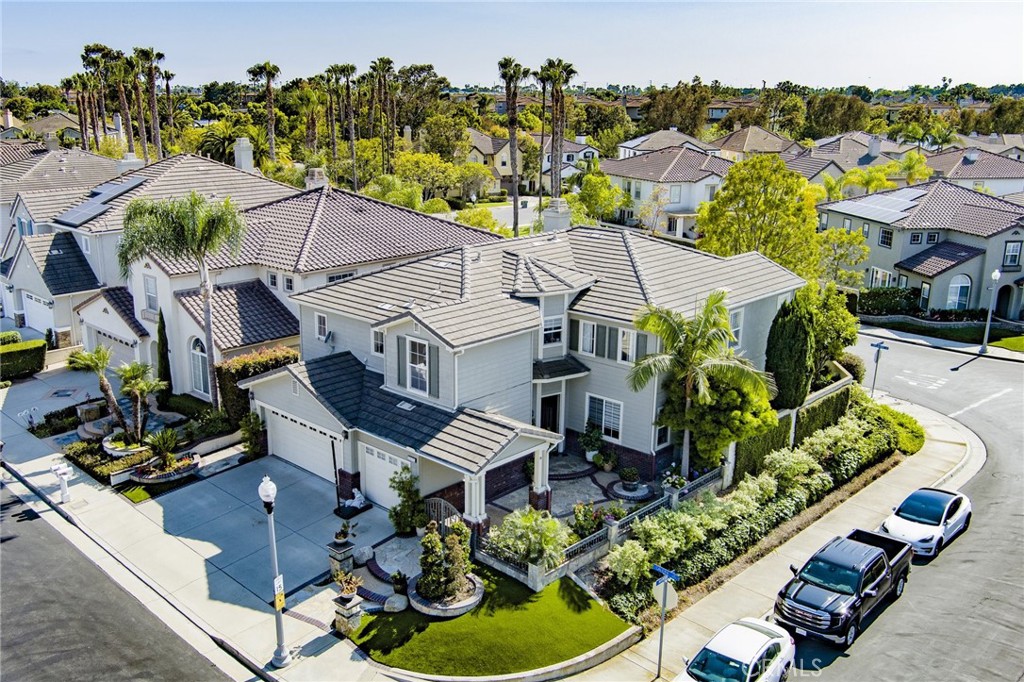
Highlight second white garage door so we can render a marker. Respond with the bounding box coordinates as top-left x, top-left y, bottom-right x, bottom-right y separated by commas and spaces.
359, 444, 402, 508
266, 410, 340, 482
93, 329, 136, 368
